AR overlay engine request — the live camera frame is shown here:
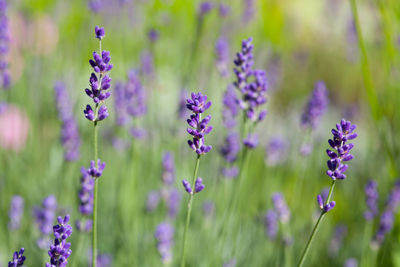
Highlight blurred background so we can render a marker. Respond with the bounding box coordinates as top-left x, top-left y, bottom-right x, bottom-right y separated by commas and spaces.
1, 0, 400, 266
